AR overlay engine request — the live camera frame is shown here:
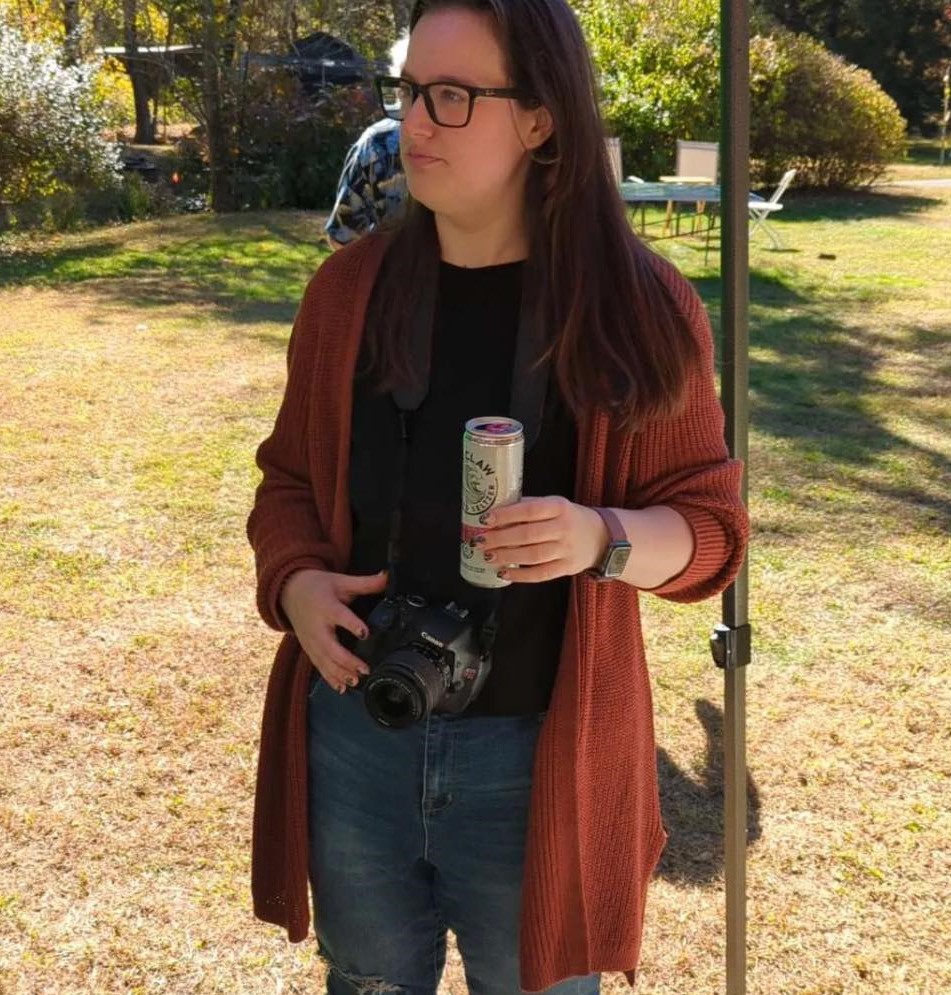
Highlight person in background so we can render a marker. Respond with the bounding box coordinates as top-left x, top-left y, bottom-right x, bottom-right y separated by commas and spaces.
324, 33, 409, 248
